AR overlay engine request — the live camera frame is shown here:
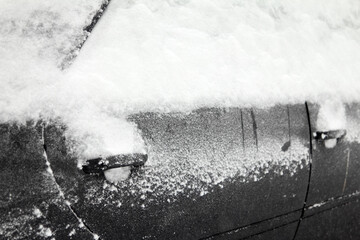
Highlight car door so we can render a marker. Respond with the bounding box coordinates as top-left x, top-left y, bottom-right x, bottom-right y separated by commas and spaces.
295, 103, 360, 239
43, 104, 311, 239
